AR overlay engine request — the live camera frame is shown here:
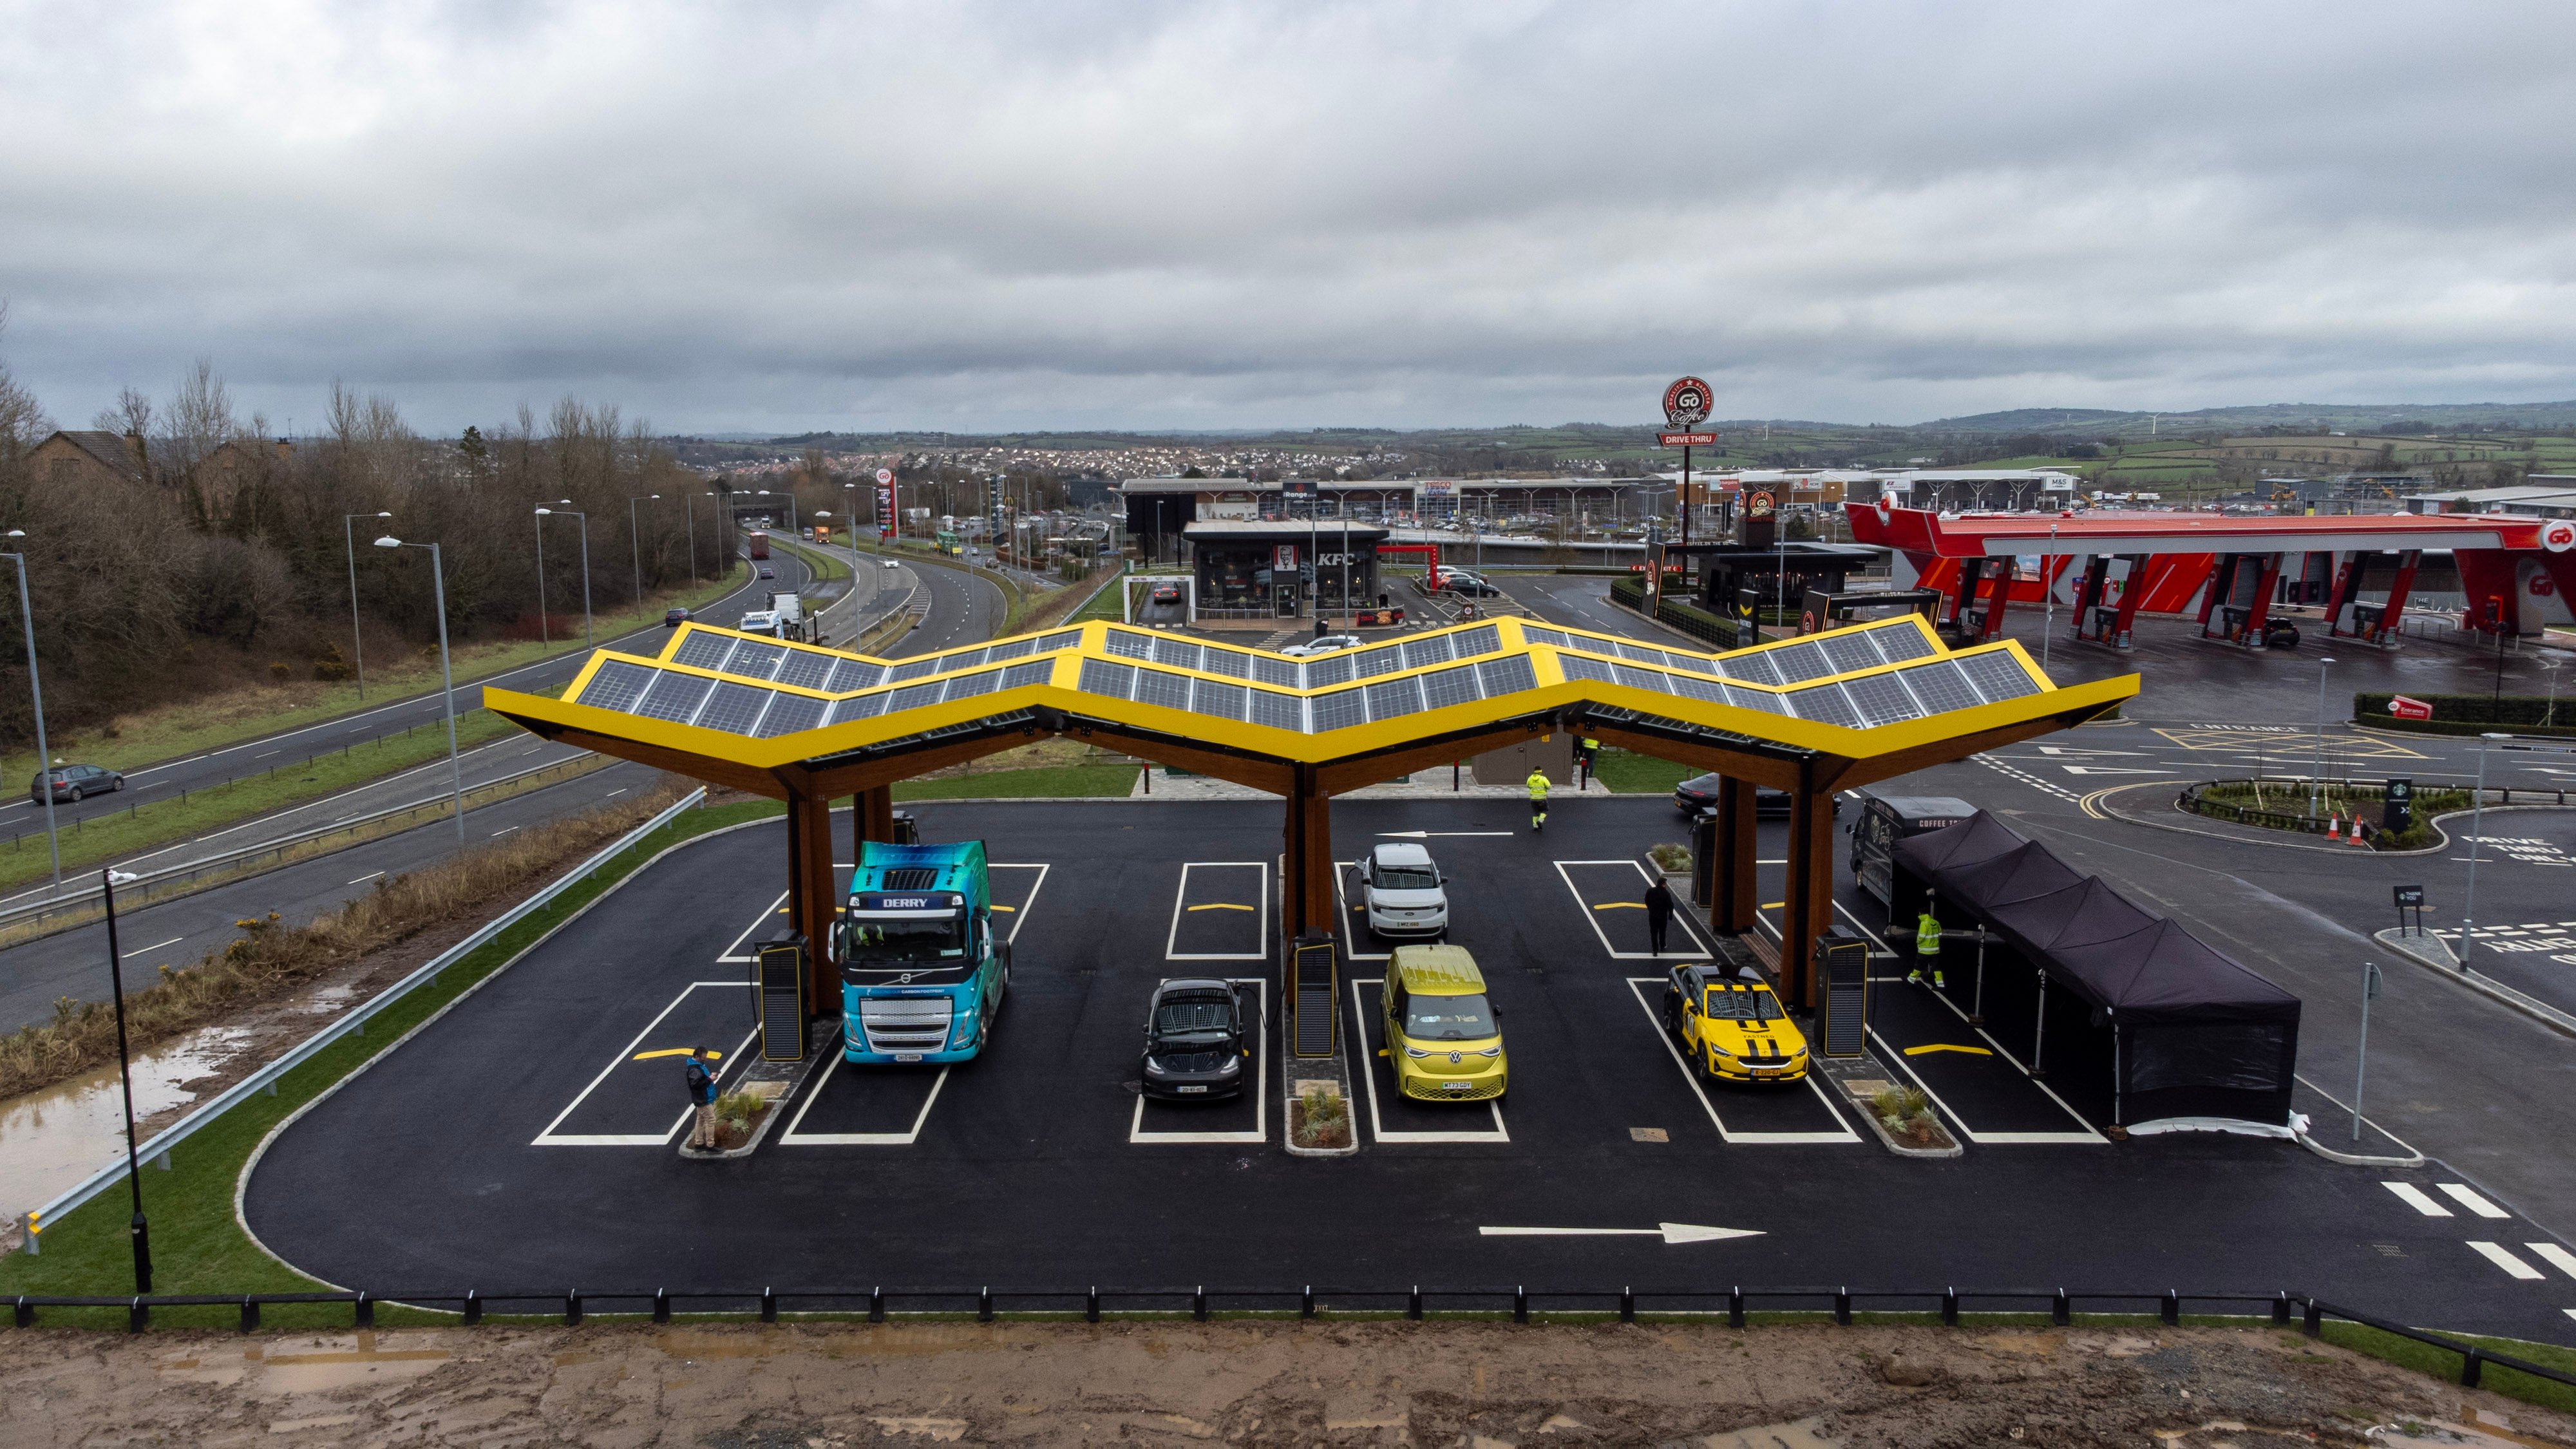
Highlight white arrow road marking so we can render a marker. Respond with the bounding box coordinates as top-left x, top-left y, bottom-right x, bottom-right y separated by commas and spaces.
2060, 766, 2176, 775
1378, 830, 1516, 838
2034, 746, 2159, 757
1479, 1223, 1765, 1245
